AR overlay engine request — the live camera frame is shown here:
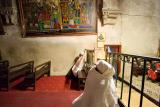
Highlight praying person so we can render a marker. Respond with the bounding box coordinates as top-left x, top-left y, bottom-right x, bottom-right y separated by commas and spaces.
72, 52, 85, 77
72, 60, 119, 107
